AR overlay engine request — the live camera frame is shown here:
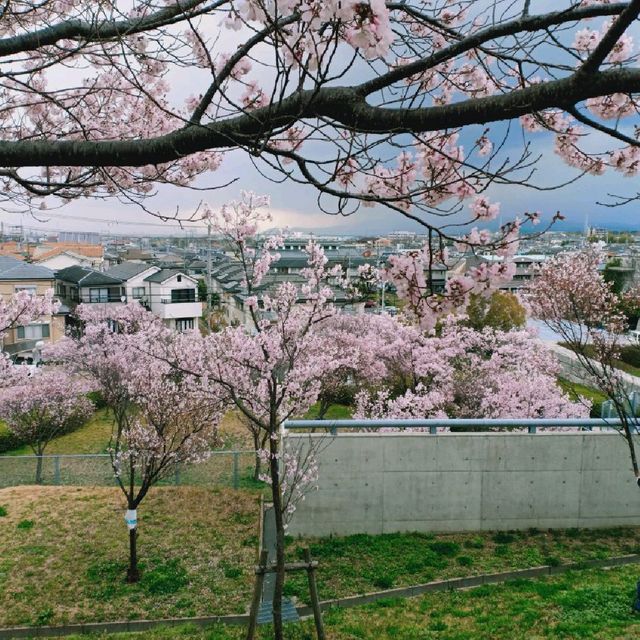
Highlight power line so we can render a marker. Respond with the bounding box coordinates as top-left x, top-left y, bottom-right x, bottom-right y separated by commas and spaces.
31, 211, 209, 228
1, 220, 209, 238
